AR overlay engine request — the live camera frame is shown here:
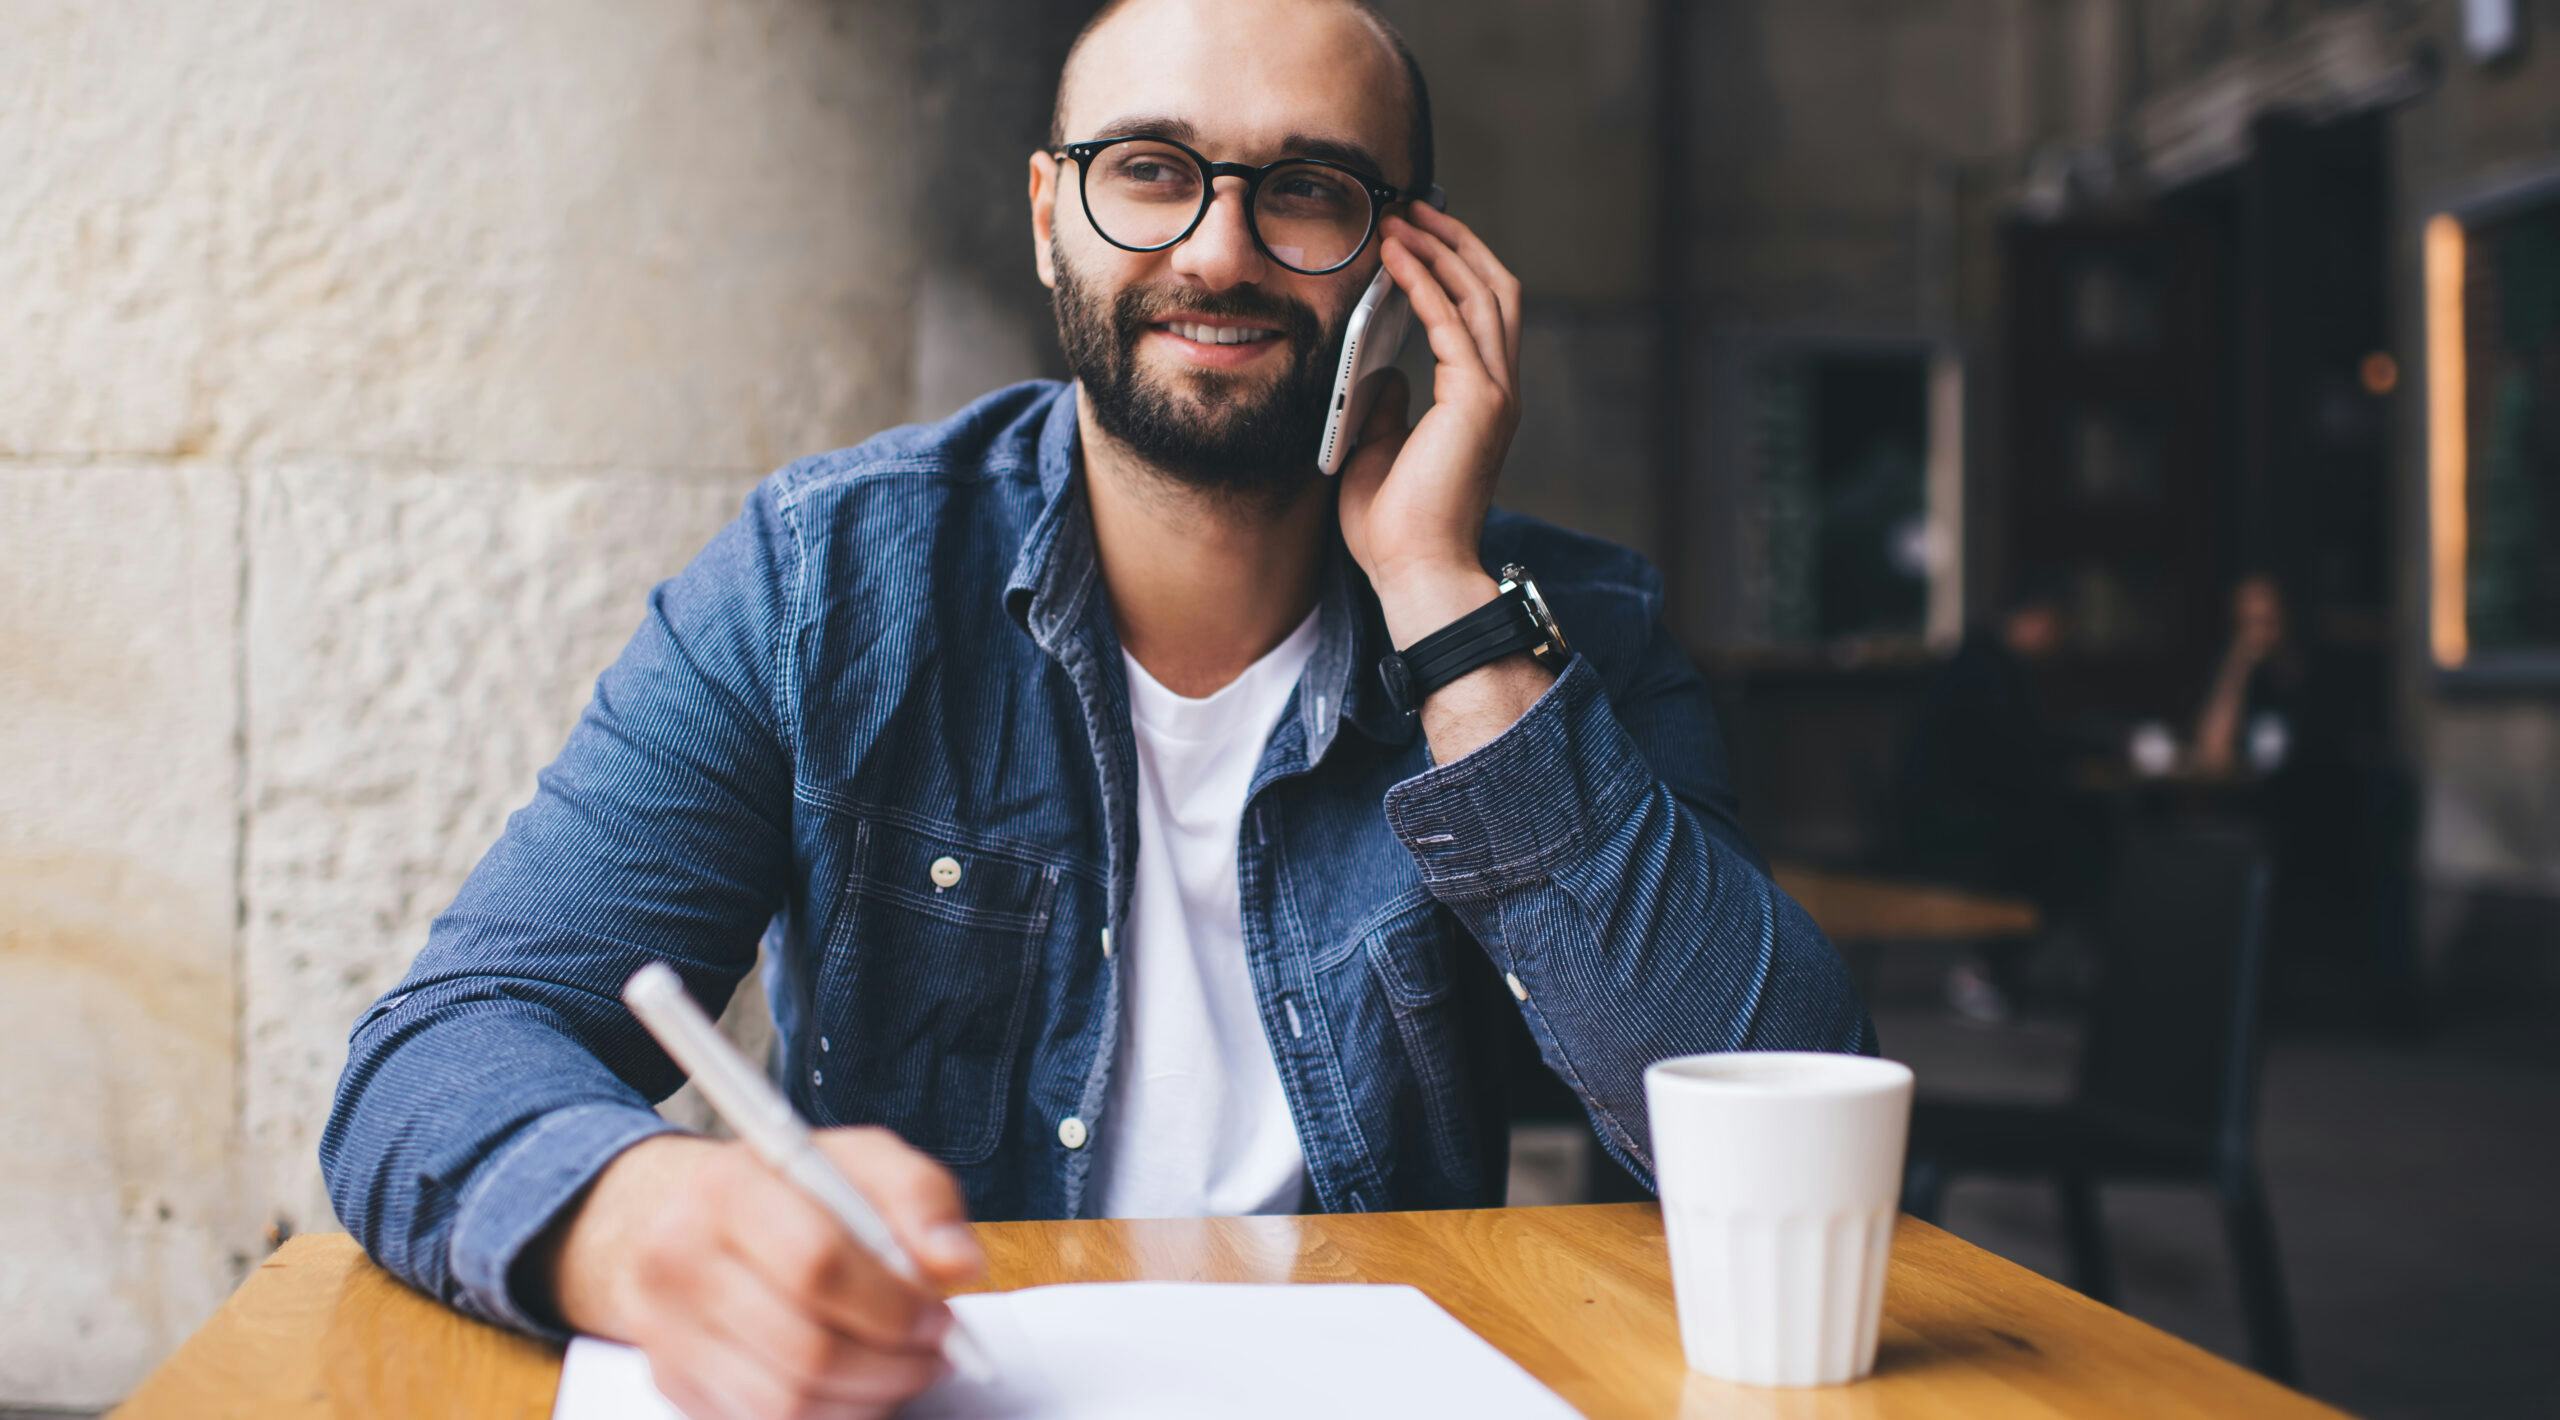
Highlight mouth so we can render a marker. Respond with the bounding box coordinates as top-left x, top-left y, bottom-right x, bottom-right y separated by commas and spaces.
1145, 314, 1286, 368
